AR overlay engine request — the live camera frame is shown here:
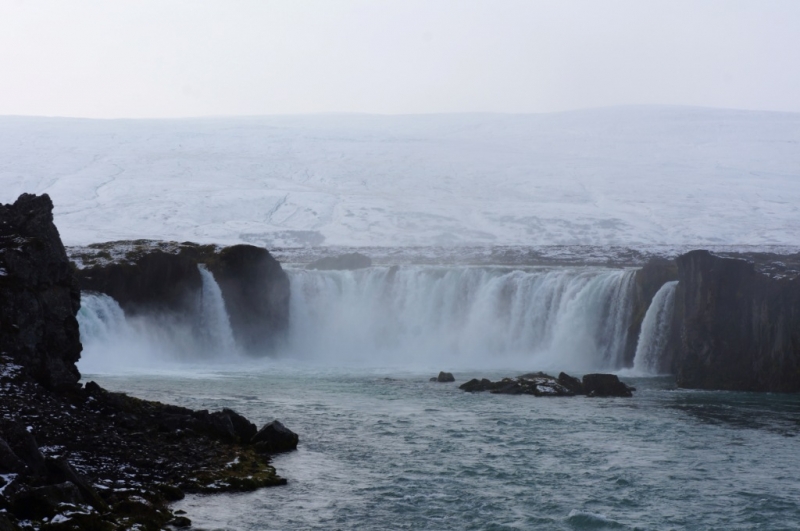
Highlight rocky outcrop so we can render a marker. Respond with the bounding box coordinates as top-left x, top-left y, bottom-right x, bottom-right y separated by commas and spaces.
430, 371, 455, 382
251, 420, 299, 454
73, 241, 290, 353
668, 250, 800, 392
459, 372, 634, 397
307, 252, 372, 271
0, 194, 82, 390
582, 373, 634, 397
557, 372, 584, 394
209, 245, 290, 351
